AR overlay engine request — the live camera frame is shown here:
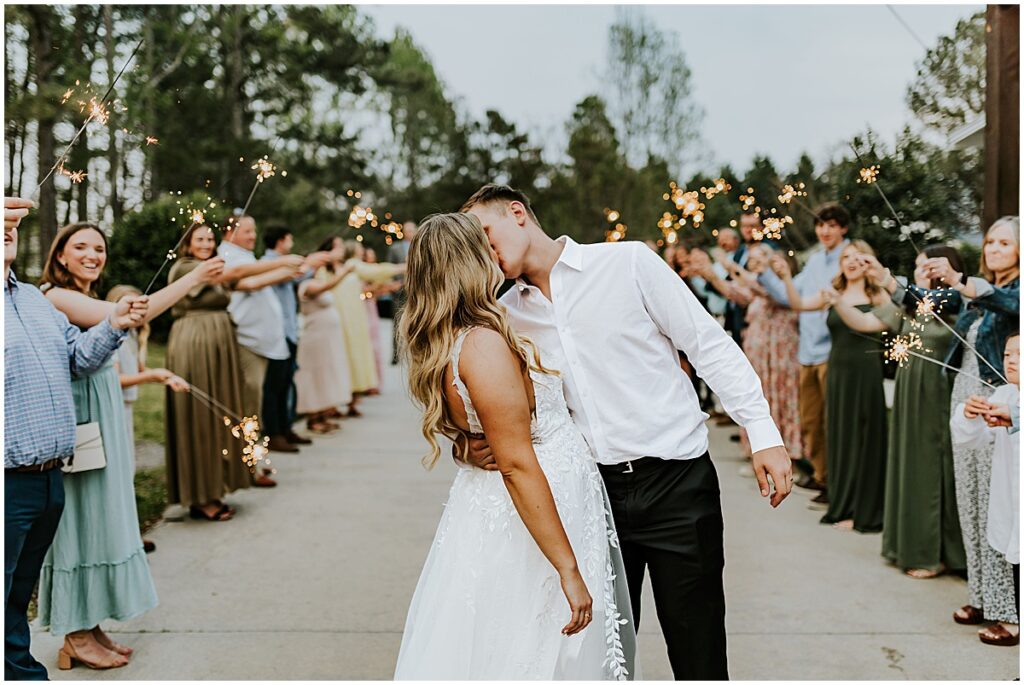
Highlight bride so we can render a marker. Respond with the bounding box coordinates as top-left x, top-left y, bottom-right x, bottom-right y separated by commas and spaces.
393, 212, 637, 680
